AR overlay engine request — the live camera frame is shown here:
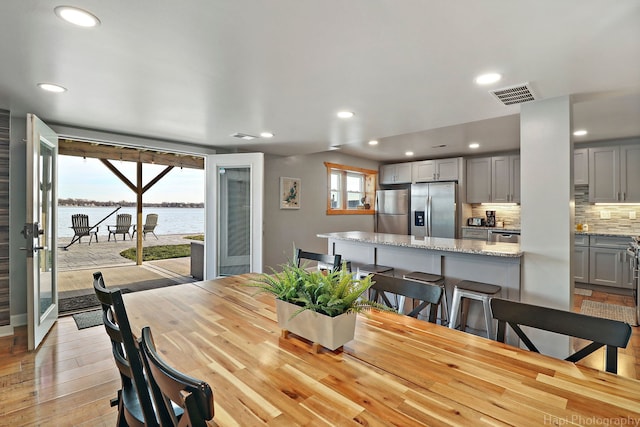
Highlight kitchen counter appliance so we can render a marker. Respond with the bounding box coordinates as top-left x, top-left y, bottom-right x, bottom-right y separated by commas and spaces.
410, 182, 457, 239
375, 189, 409, 234
627, 236, 640, 324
